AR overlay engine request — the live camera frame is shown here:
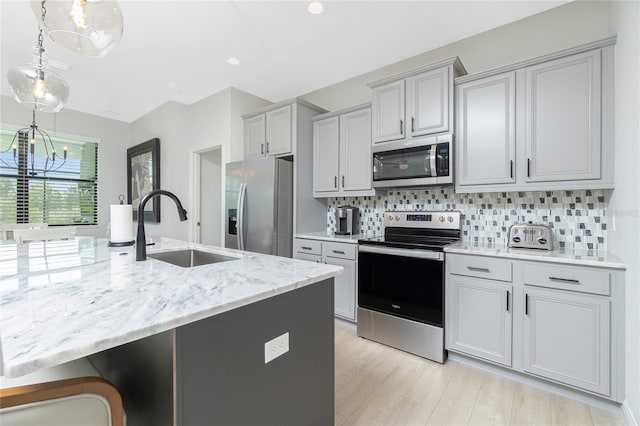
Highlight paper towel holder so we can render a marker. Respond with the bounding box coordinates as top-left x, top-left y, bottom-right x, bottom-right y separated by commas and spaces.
108, 194, 135, 247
